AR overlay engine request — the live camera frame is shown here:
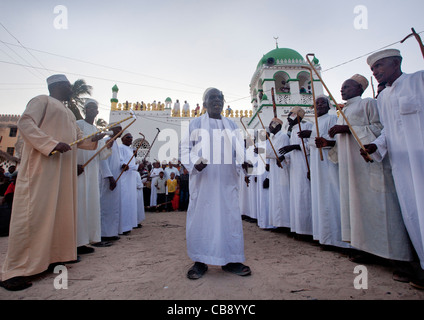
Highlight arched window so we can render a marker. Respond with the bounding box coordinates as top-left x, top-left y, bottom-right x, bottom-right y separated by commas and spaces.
274, 71, 290, 94
297, 71, 312, 94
